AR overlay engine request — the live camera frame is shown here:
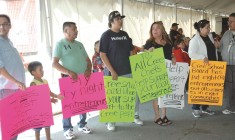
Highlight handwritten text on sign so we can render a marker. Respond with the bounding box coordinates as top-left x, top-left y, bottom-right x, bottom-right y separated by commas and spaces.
159, 60, 189, 109
59, 72, 107, 118
188, 60, 226, 106
0, 84, 53, 140
100, 77, 136, 122
130, 48, 172, 103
